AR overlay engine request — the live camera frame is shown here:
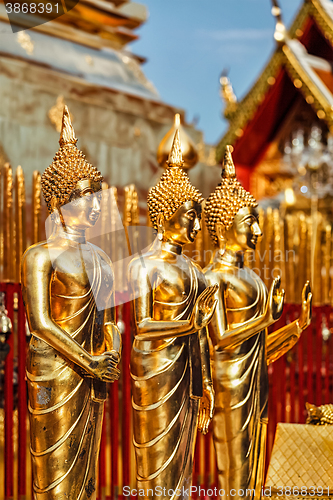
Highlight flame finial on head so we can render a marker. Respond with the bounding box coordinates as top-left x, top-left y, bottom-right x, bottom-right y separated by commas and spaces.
166, 129, 184, 168
222, 145, 236, 178
42, 105, 103, 213
59, 105, 77, 147
205, 144, 257, 245
148, 127, 203, 230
